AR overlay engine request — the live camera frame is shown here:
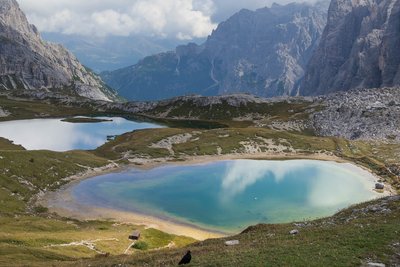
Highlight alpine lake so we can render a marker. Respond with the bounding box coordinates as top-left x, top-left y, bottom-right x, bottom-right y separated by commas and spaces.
0, 117, 381, 234
68, 159, 380, 234
0, 116, 163, 151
